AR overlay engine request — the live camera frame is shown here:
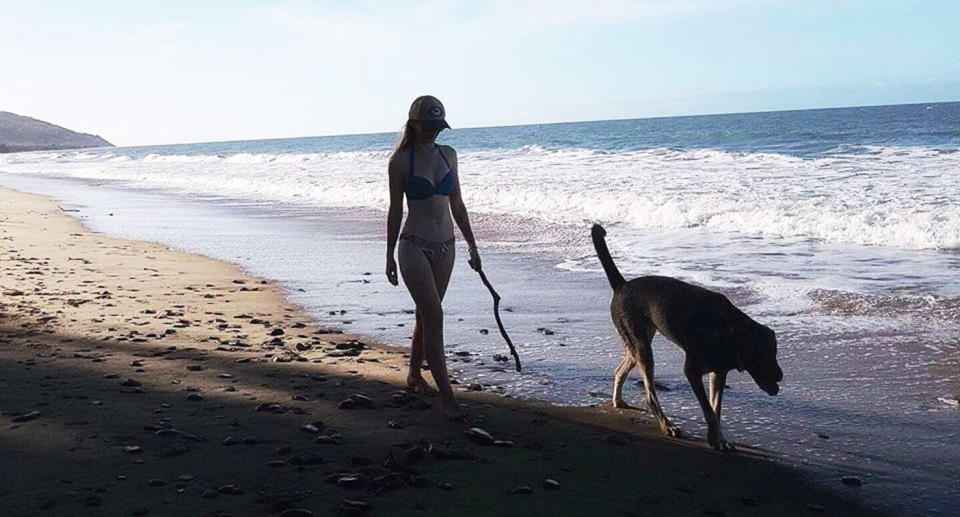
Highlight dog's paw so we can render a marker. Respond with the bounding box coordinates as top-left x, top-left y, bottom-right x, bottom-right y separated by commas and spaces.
709, 436, 737, 453
662, 424, 682, 438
